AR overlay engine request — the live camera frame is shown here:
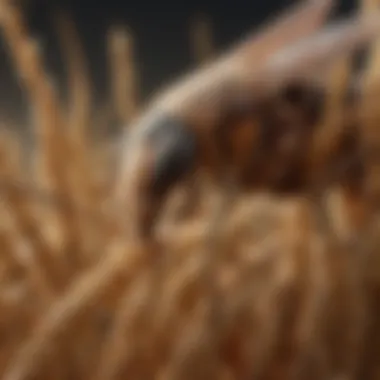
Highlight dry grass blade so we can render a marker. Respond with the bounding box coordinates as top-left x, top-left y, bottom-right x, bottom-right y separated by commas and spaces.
0, 0, 67, 191
0, 0, 86, 275
92, 270, 153, 380
54, 9, 110, 266
107, 25, 139, 126
1, 240, 146, 380
54, 10, 92, 139
0, 131, 64, 297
